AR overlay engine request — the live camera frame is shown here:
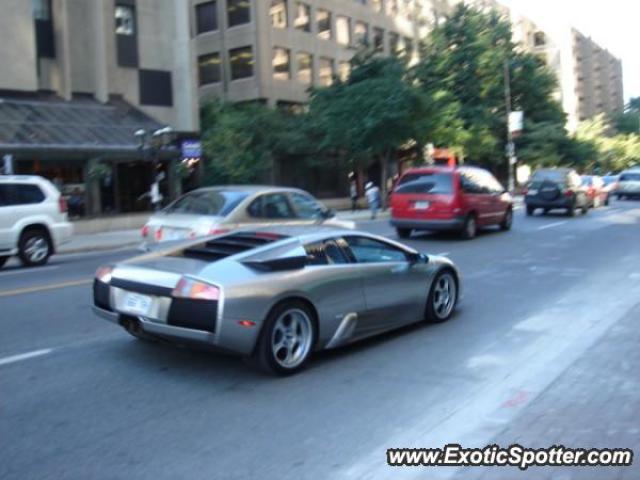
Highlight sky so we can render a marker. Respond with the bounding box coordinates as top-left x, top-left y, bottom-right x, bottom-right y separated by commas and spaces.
502, 0, 639, 104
